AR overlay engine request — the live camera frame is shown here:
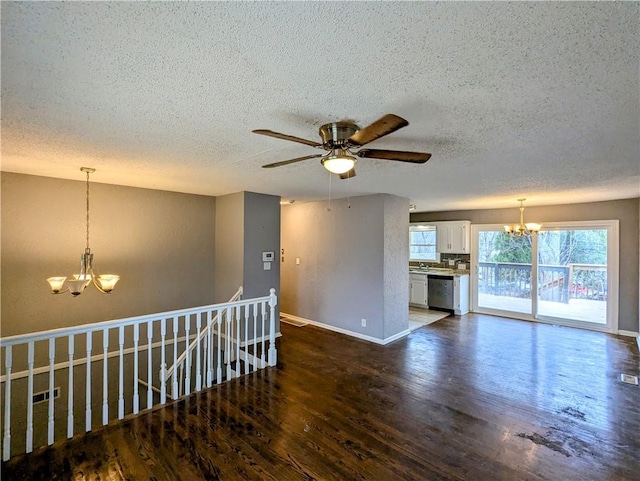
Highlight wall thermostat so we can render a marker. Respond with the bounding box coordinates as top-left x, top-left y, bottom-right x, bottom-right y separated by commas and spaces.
262, 251, 274, 262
